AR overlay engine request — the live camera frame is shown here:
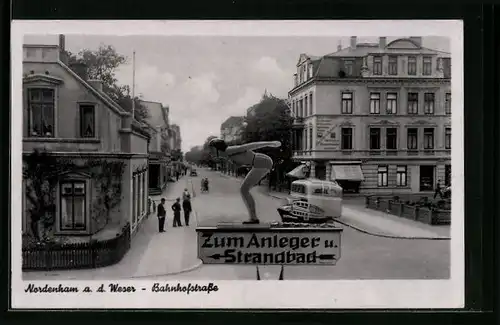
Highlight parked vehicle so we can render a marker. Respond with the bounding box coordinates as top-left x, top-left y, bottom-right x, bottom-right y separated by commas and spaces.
190, 169, 198, 176
277, 178, 343, 223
